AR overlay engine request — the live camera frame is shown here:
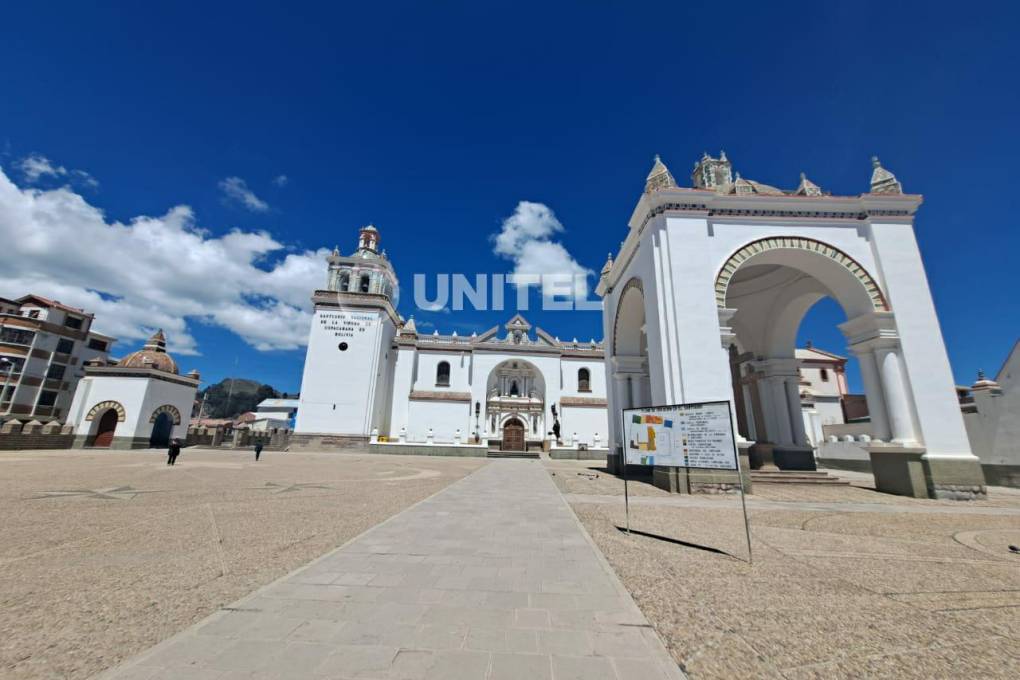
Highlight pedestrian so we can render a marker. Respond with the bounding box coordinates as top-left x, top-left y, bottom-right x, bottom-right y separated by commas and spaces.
254, 441, 263, 461
167, 438, 181, 466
